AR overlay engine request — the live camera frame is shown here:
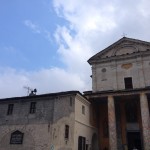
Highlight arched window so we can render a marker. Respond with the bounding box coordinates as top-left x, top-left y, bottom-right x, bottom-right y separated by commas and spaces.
10, 130, 24, 144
